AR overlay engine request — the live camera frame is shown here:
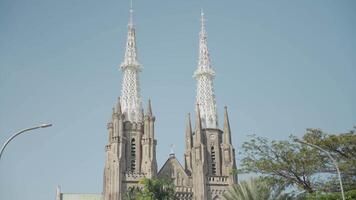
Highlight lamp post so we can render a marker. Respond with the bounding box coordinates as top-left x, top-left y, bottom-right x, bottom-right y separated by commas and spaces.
0, 124, 53, 162
294, 138, 345, 200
